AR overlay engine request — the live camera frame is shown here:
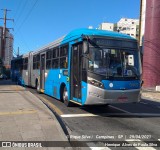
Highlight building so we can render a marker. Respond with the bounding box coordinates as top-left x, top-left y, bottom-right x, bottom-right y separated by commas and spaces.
98, 22, 114, 31
98, 18, 139, 40
117, 18, 139, 40
0, 26, 13, 68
